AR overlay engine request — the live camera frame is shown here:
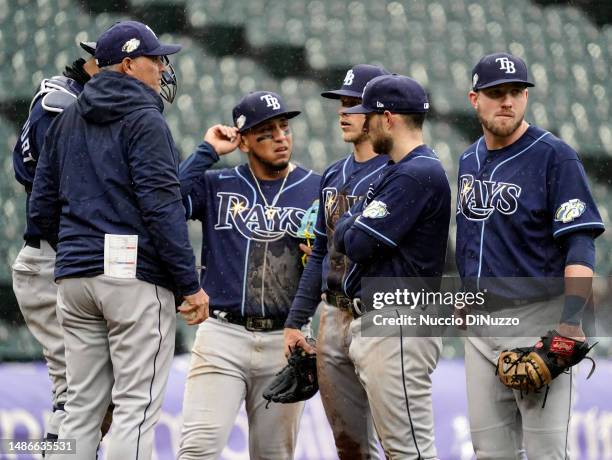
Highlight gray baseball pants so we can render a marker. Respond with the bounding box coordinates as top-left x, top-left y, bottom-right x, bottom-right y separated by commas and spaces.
178, 317, 304, 460
11, 240, 67, 437
49, 275, 176, 460
349, 309, 442, 460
